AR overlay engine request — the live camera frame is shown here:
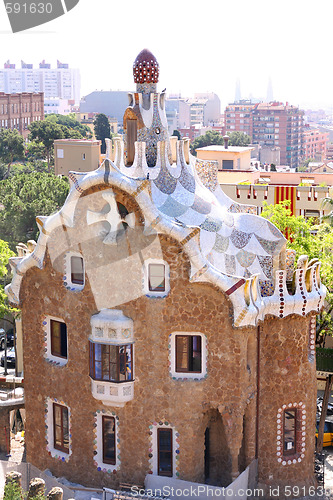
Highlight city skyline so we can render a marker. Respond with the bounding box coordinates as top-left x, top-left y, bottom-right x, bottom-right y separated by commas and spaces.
0, 0, 331, 112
